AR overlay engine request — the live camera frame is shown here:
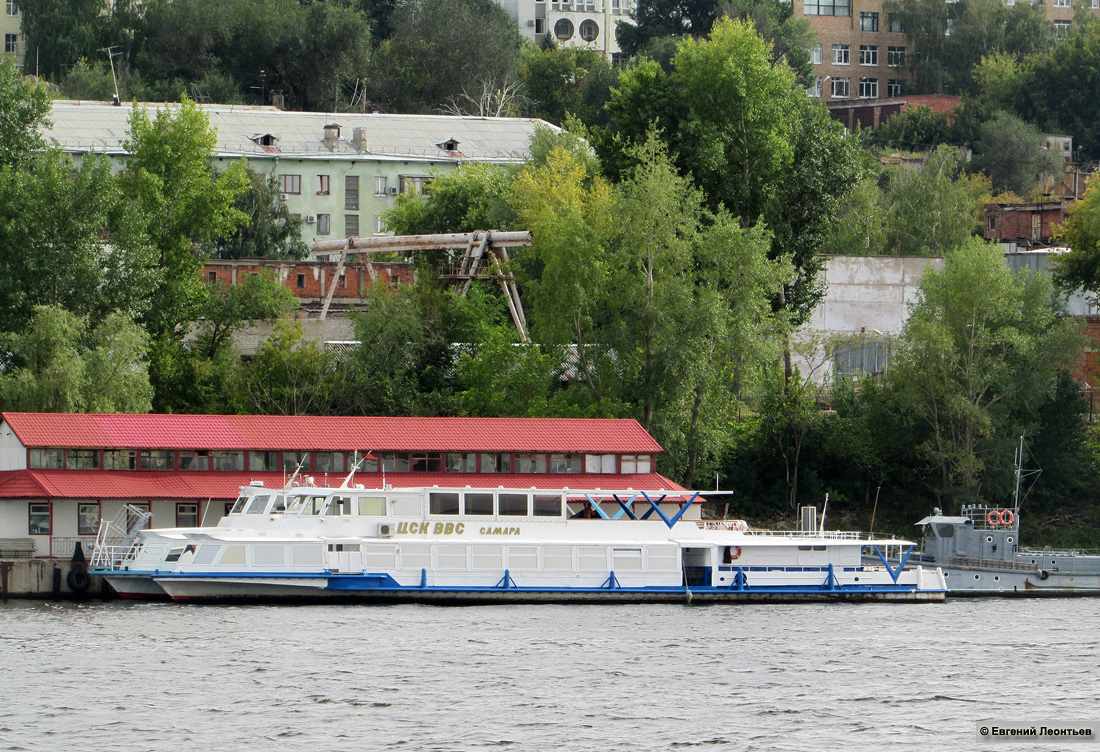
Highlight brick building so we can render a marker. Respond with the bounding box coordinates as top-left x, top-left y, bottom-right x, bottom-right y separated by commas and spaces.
983, 201, 1070, 249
